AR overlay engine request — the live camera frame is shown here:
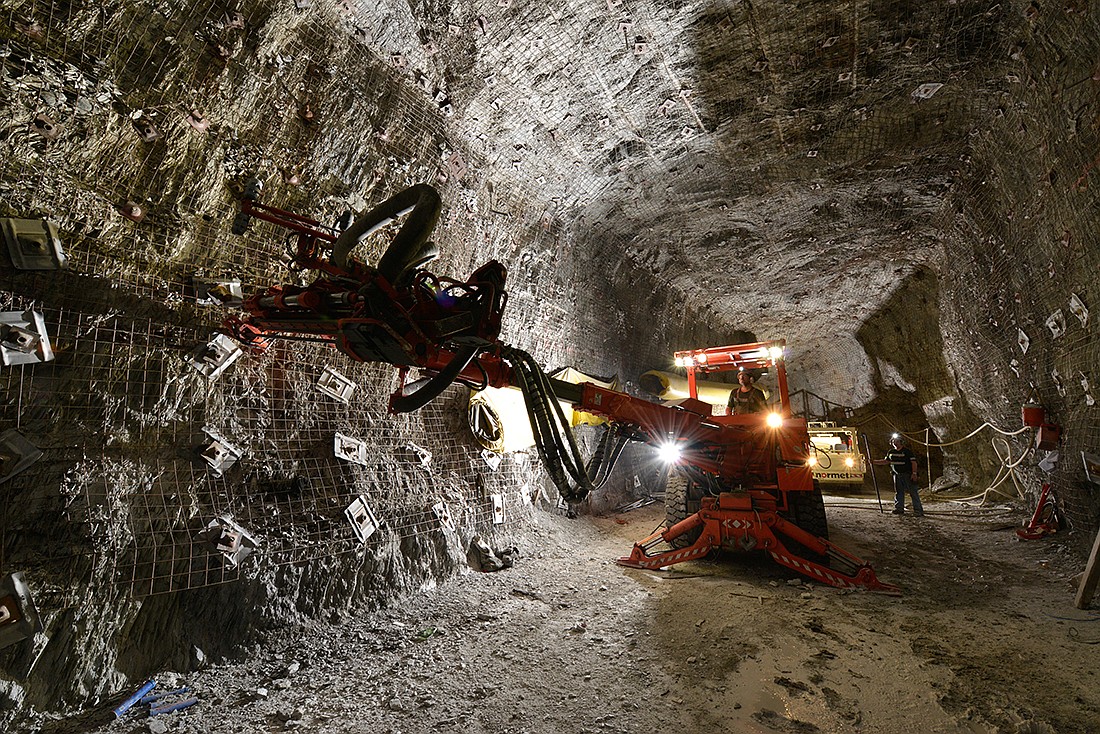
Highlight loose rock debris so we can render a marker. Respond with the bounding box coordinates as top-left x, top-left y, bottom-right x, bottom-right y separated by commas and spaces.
466, 535, 519, 572
34, 502, 1097, 734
